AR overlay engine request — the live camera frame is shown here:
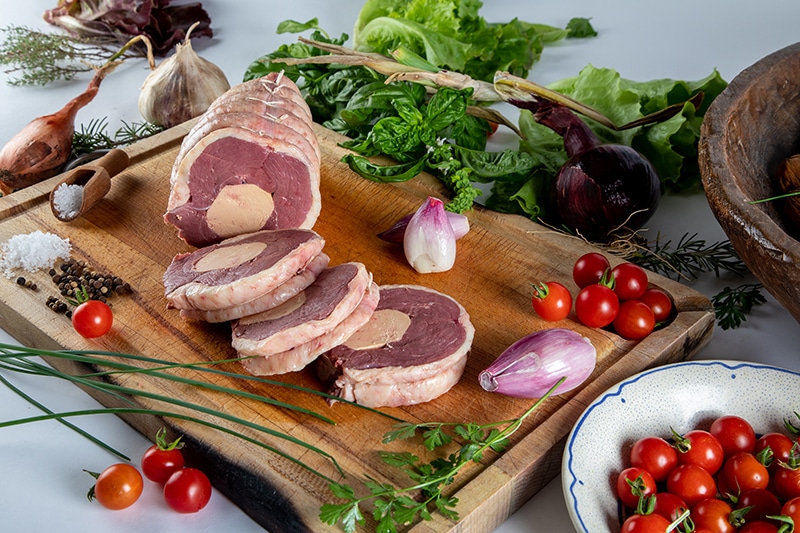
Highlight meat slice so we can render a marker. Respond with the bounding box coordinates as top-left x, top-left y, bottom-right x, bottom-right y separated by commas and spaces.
165, 71, 321, 248
163, 229, 324, 311
318, 284, 474, 408
240, 281, 380, 376
179, 252, 330, 323
231, 262, 373, 357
